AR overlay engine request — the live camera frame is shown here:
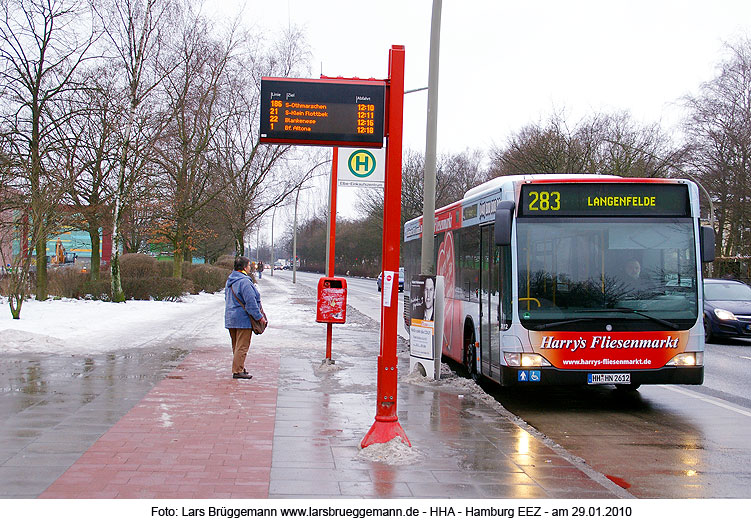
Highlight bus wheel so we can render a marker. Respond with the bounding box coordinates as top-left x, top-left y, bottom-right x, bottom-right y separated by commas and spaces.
464, 332, 479, 382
